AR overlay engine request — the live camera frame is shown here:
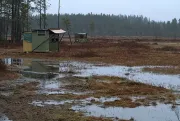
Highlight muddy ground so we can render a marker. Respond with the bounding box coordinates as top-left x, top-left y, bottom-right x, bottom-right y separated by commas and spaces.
0, 38, 180, 121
